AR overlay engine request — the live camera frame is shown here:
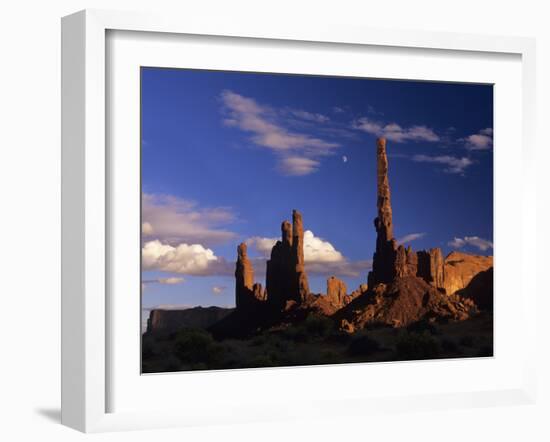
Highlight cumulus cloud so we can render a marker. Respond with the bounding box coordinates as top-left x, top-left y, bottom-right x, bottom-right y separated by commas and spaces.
353, 117, 439, 143
448, 236, 493, 252
220, 90, 339, 175
396, 232, 426, 244
461, 128, 493, 150
142, 193, 236, 246
245, 236, 278, 255
412, 154, 473, 174
212, 286, 227, 295
303, 230, 345, 263
142, 240, 232, 276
